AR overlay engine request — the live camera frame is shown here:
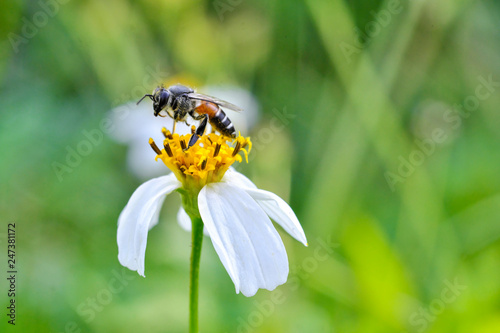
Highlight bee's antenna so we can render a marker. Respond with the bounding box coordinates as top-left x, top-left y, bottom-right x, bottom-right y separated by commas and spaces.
137, 94, 154, 105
